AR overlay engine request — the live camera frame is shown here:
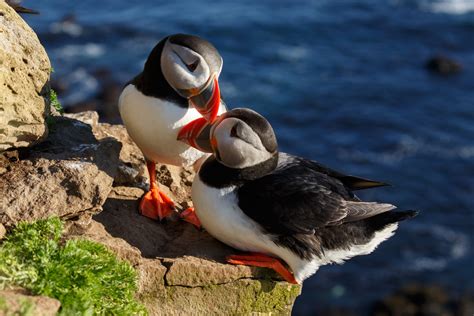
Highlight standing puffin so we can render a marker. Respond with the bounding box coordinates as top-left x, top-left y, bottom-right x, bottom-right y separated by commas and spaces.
119, 34, 226, 221
180, 108, 418, 283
